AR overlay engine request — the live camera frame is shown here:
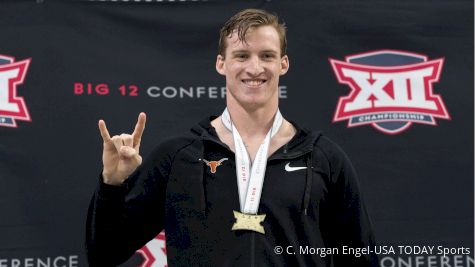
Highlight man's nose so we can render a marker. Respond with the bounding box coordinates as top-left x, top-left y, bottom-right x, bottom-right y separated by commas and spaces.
246, 56, 264, 76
